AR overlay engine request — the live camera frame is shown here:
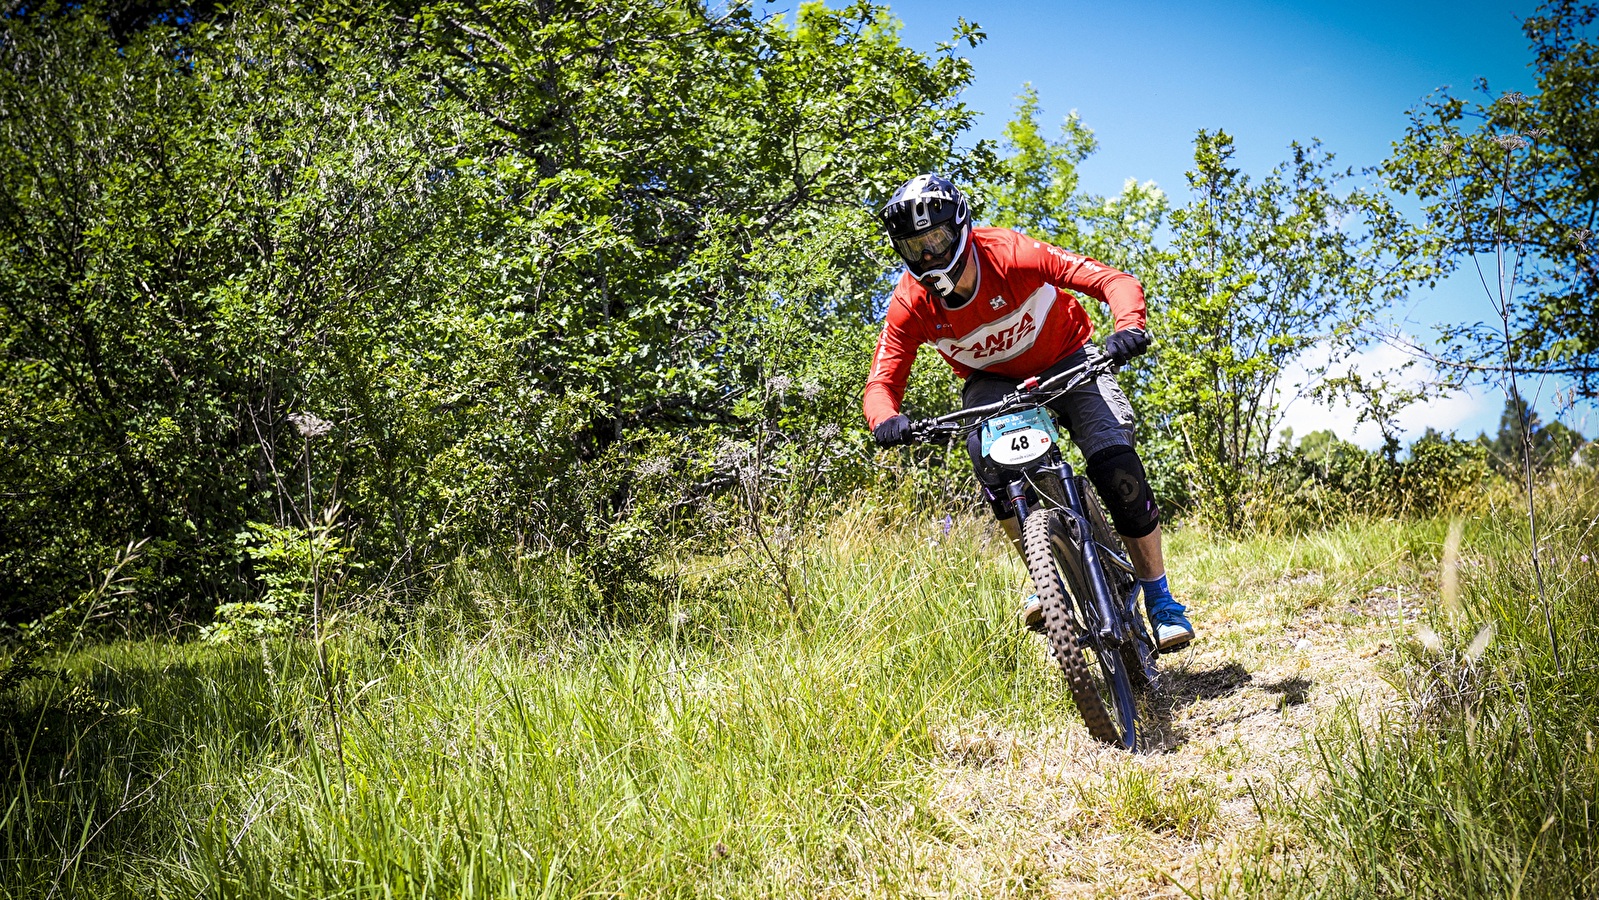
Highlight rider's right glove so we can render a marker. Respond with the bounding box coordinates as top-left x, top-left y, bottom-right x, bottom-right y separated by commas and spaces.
872, 414, 912, 447
1105, 327, 1152, 364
